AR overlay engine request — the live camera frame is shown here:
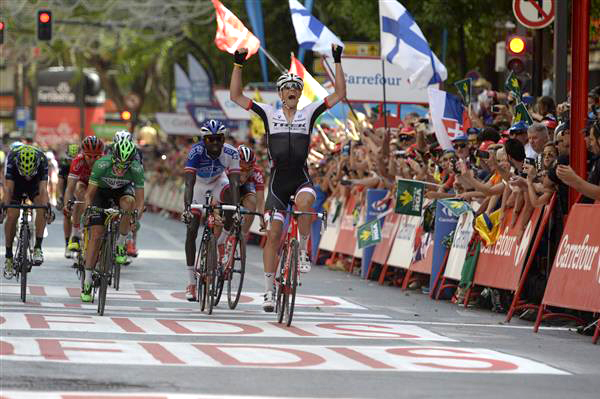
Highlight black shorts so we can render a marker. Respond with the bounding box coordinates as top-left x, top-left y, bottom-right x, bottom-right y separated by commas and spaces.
11, 180, 41, 204
87, 184, 135, 226
265, 167, 315, 212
